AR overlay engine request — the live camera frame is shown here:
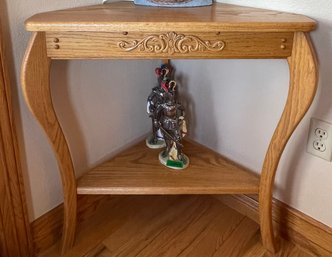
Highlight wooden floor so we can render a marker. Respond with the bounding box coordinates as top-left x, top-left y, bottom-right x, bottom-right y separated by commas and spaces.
40, 196, 315, 257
